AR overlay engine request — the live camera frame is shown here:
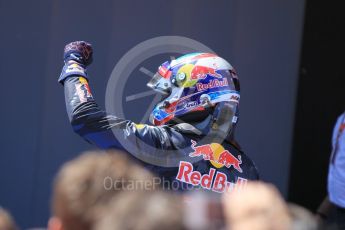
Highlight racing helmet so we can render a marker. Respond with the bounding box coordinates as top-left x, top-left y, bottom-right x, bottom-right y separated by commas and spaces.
147, 53, 240, 128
